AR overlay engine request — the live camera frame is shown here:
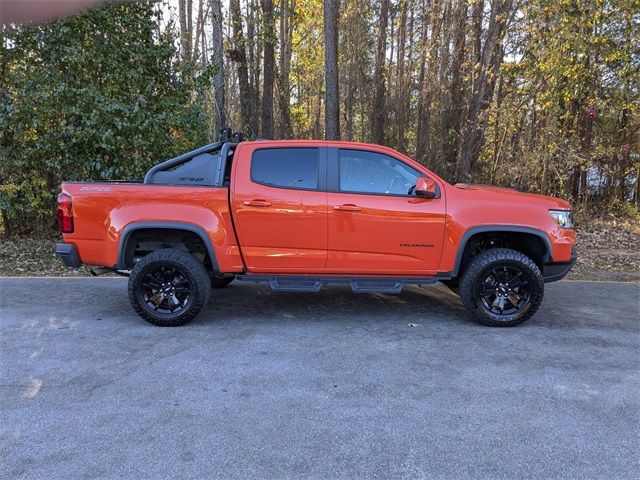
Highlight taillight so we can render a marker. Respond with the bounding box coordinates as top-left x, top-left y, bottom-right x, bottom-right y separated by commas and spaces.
57, 192, 74, 233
